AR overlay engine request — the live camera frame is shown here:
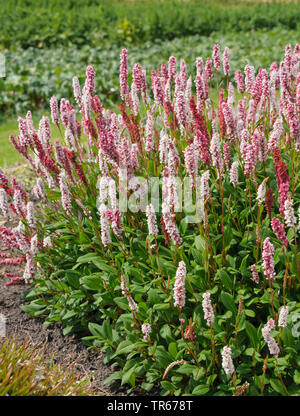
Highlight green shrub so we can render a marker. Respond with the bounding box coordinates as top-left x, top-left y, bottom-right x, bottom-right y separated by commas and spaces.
0, 41, 299, 396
